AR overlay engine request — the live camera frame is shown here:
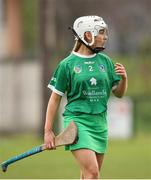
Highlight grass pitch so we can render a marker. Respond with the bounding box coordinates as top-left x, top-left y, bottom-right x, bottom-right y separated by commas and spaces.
0, 133, 150, 179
